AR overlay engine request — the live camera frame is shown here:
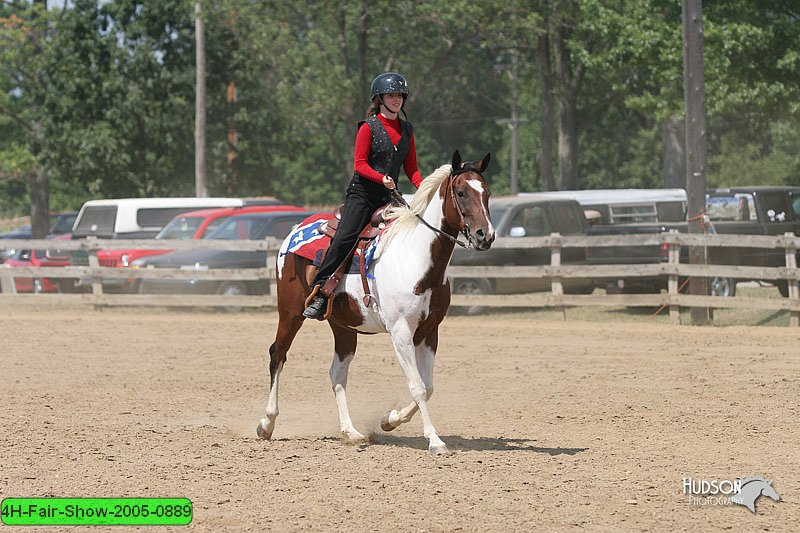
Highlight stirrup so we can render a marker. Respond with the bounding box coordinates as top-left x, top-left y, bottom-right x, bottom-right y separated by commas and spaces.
302, 296, 327, 320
